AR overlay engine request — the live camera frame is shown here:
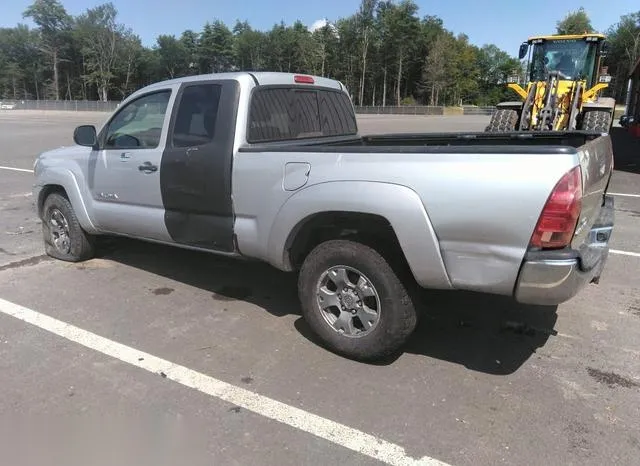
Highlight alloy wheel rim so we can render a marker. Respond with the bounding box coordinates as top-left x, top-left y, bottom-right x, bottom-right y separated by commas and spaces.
48, 208, 71, 254
315, 265, 381, 338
